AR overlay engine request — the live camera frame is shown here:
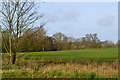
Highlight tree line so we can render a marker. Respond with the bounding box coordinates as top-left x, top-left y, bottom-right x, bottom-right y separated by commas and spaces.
2, 26, 118, 53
